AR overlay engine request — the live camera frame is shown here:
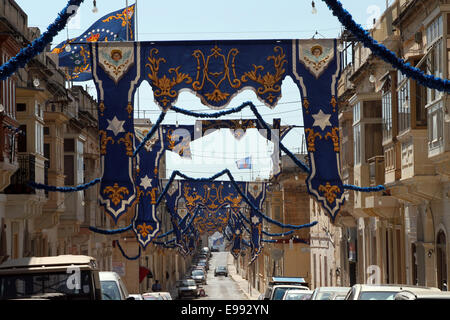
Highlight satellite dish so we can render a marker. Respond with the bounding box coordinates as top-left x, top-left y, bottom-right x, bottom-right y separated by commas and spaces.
270, 248, 284, 261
